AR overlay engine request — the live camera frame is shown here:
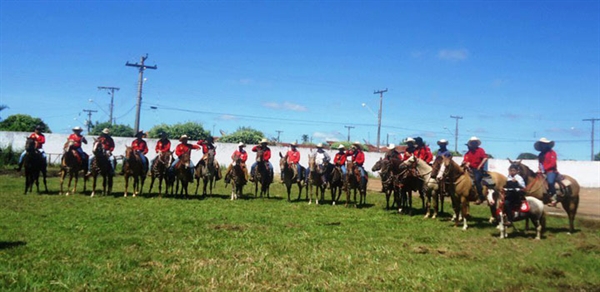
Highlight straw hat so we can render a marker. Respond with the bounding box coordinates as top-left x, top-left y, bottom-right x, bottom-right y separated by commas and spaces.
337, 144, 346, 150
260, 138, 268, 144
238, 142, 246, 147
534, 137, 555, 151
290, 141, 298, 147
405, 137, 415, 144
72, 126, 83, 132
387, 143, 396, 150
466, 136, 481, 147
179, 134, 189, 141
102, 128, 110, 134
316, 143, 323, 148
437, 139, 448, 146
